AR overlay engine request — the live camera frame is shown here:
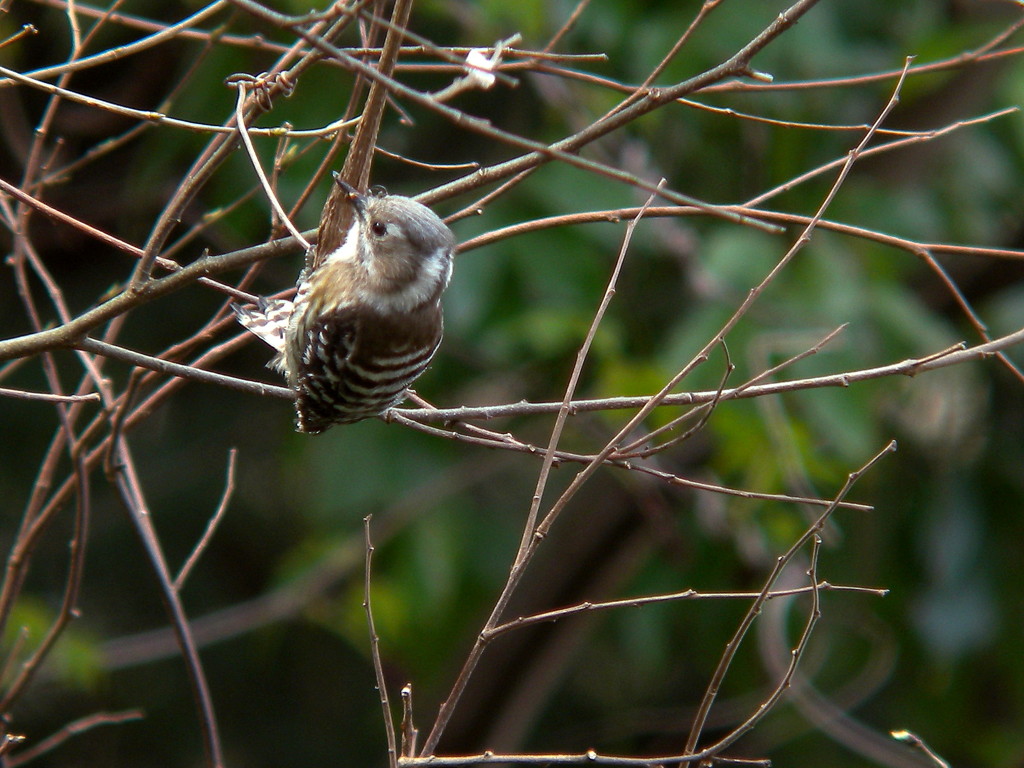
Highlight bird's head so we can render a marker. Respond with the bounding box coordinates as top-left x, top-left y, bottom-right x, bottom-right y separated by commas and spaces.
331, 178, 455, 313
